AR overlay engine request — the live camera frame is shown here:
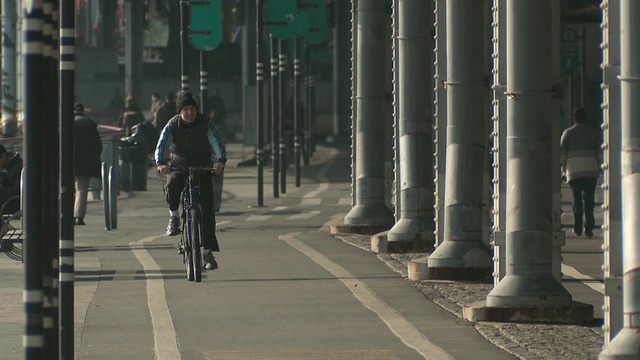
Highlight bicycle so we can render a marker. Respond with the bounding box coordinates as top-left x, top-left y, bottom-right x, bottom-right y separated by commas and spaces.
173, 165, 216, 282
